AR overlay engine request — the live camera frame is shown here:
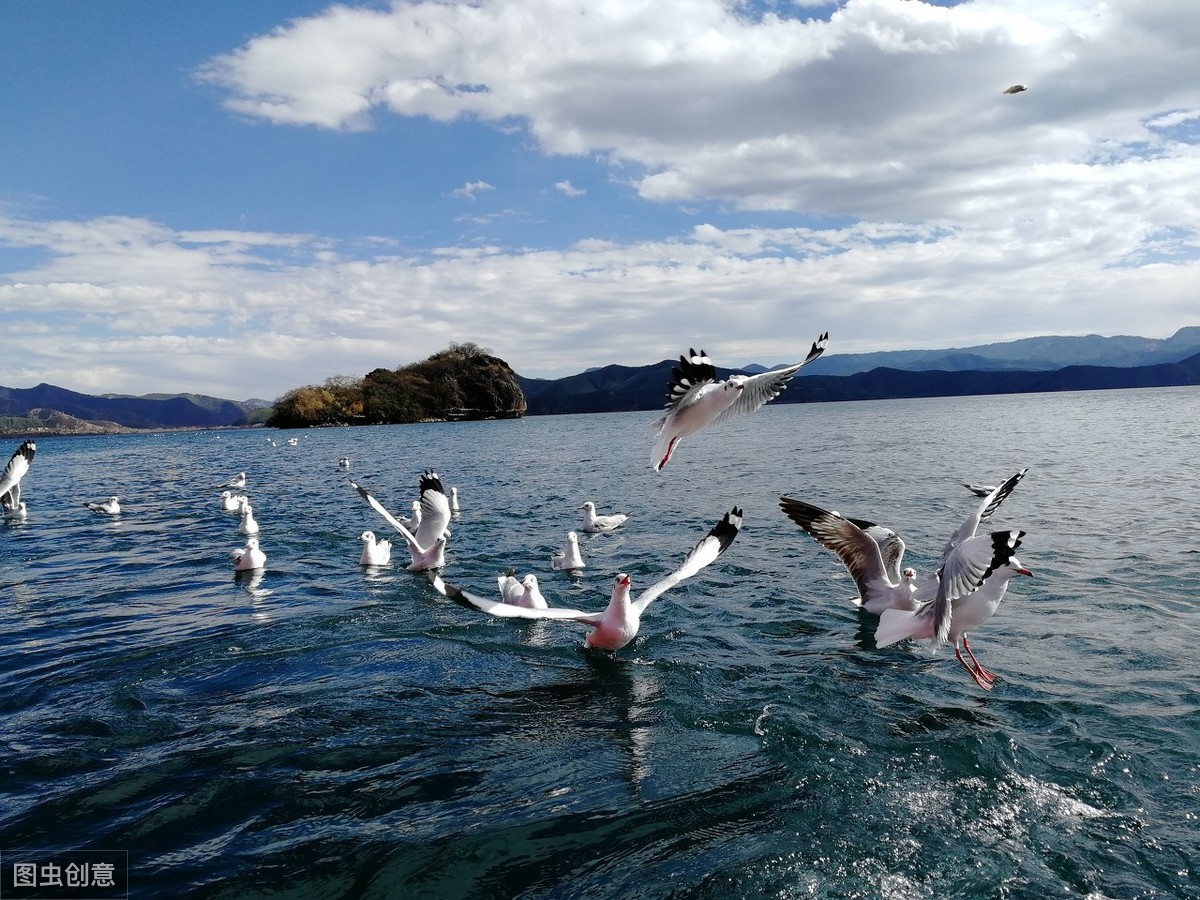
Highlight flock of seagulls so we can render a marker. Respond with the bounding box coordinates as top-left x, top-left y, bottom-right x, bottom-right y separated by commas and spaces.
1, 331, 1035, 689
